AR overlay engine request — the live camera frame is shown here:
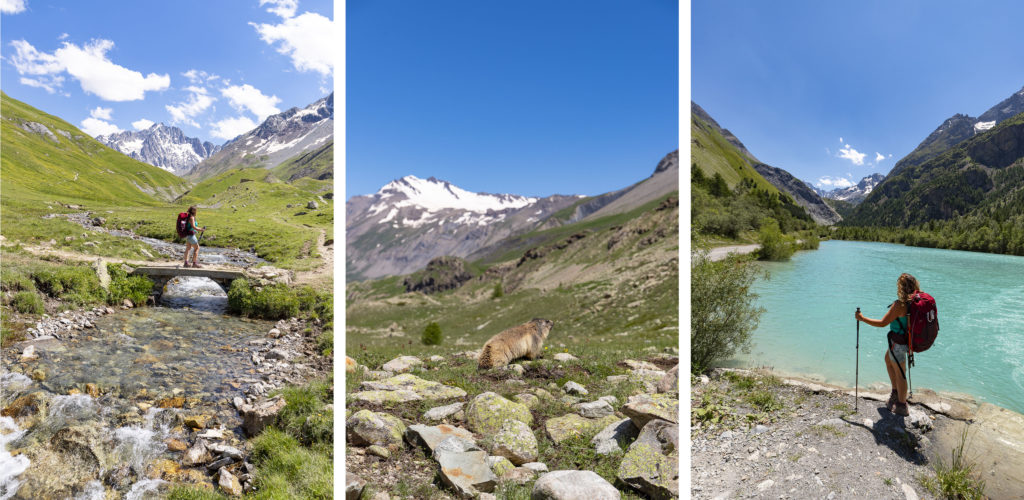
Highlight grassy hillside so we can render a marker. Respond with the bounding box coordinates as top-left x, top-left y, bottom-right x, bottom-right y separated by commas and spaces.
271, 141, 333, 181
691, 112, 779, 194
1, 93, 332, 272
1, 92, 188, 206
